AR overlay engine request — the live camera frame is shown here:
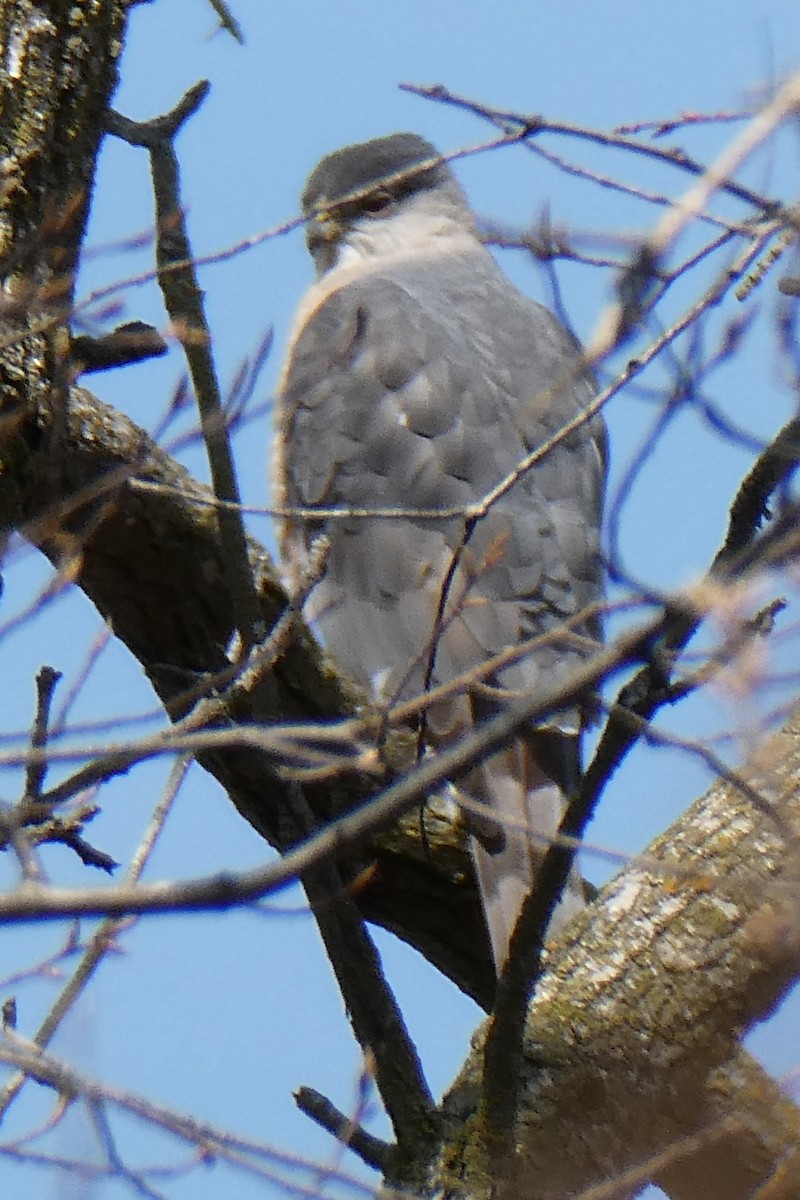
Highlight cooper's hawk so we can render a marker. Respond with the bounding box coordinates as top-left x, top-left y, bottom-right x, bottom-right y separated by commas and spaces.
274, 133, 606, 975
